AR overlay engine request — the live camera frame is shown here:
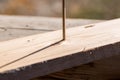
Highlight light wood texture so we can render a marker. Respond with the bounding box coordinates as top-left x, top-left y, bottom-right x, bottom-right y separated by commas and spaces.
0, 18, 120, 80
0, 15, 101, 41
